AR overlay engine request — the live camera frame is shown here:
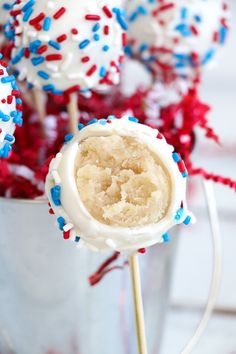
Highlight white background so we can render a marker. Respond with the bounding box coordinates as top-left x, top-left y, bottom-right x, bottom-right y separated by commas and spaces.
162, 1, 236, 353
